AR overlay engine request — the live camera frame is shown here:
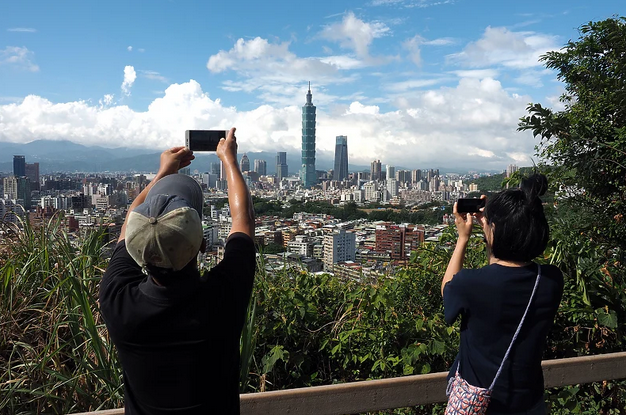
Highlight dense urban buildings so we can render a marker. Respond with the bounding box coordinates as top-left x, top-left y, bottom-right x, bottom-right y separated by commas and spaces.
0, 148, 500, 282
301, 83, 317, 188
333, 136, 349, 182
